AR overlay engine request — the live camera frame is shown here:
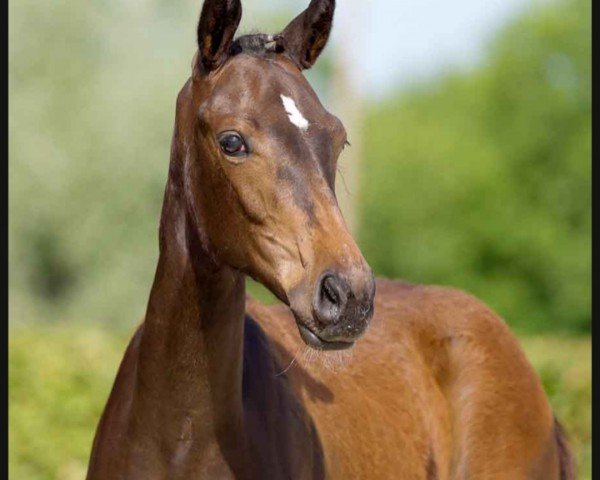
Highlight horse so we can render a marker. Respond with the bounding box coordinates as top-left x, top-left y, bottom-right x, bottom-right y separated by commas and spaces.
86, 0, 574, 478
